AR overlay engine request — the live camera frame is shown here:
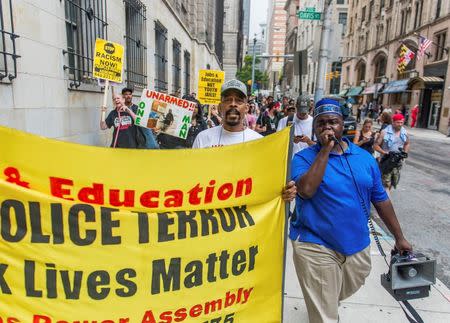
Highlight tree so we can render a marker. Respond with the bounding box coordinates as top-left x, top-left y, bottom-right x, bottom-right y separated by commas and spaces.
236, 55, 269, 91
